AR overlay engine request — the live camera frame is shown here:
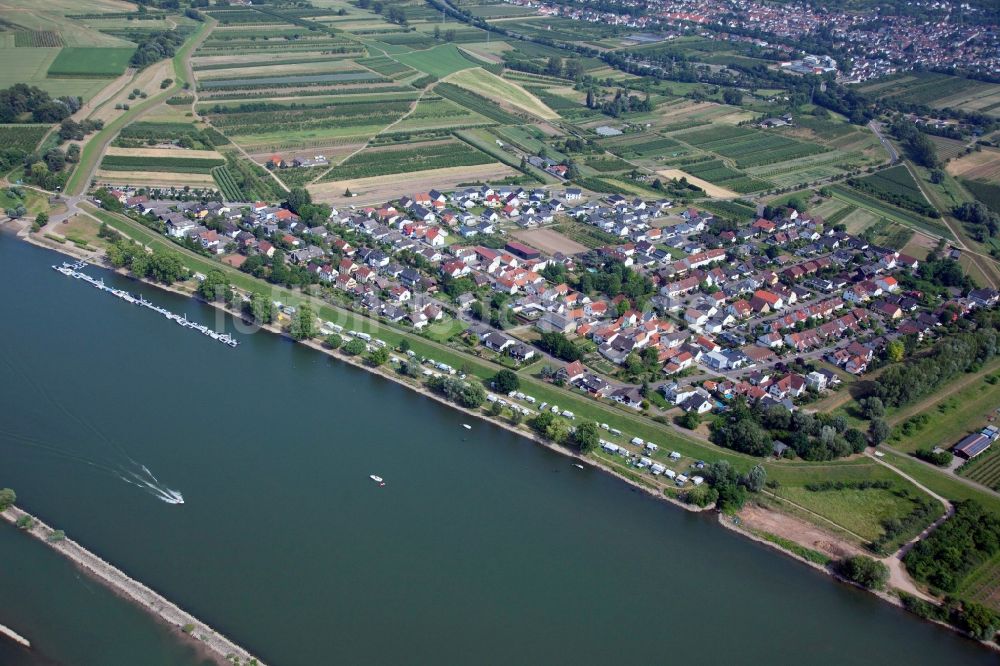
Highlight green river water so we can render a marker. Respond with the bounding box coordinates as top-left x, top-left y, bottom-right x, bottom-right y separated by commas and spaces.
0, 234, 994, 665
